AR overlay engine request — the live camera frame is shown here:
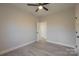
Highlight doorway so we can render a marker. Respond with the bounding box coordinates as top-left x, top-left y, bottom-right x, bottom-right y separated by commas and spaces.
37, 20, 47, 41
